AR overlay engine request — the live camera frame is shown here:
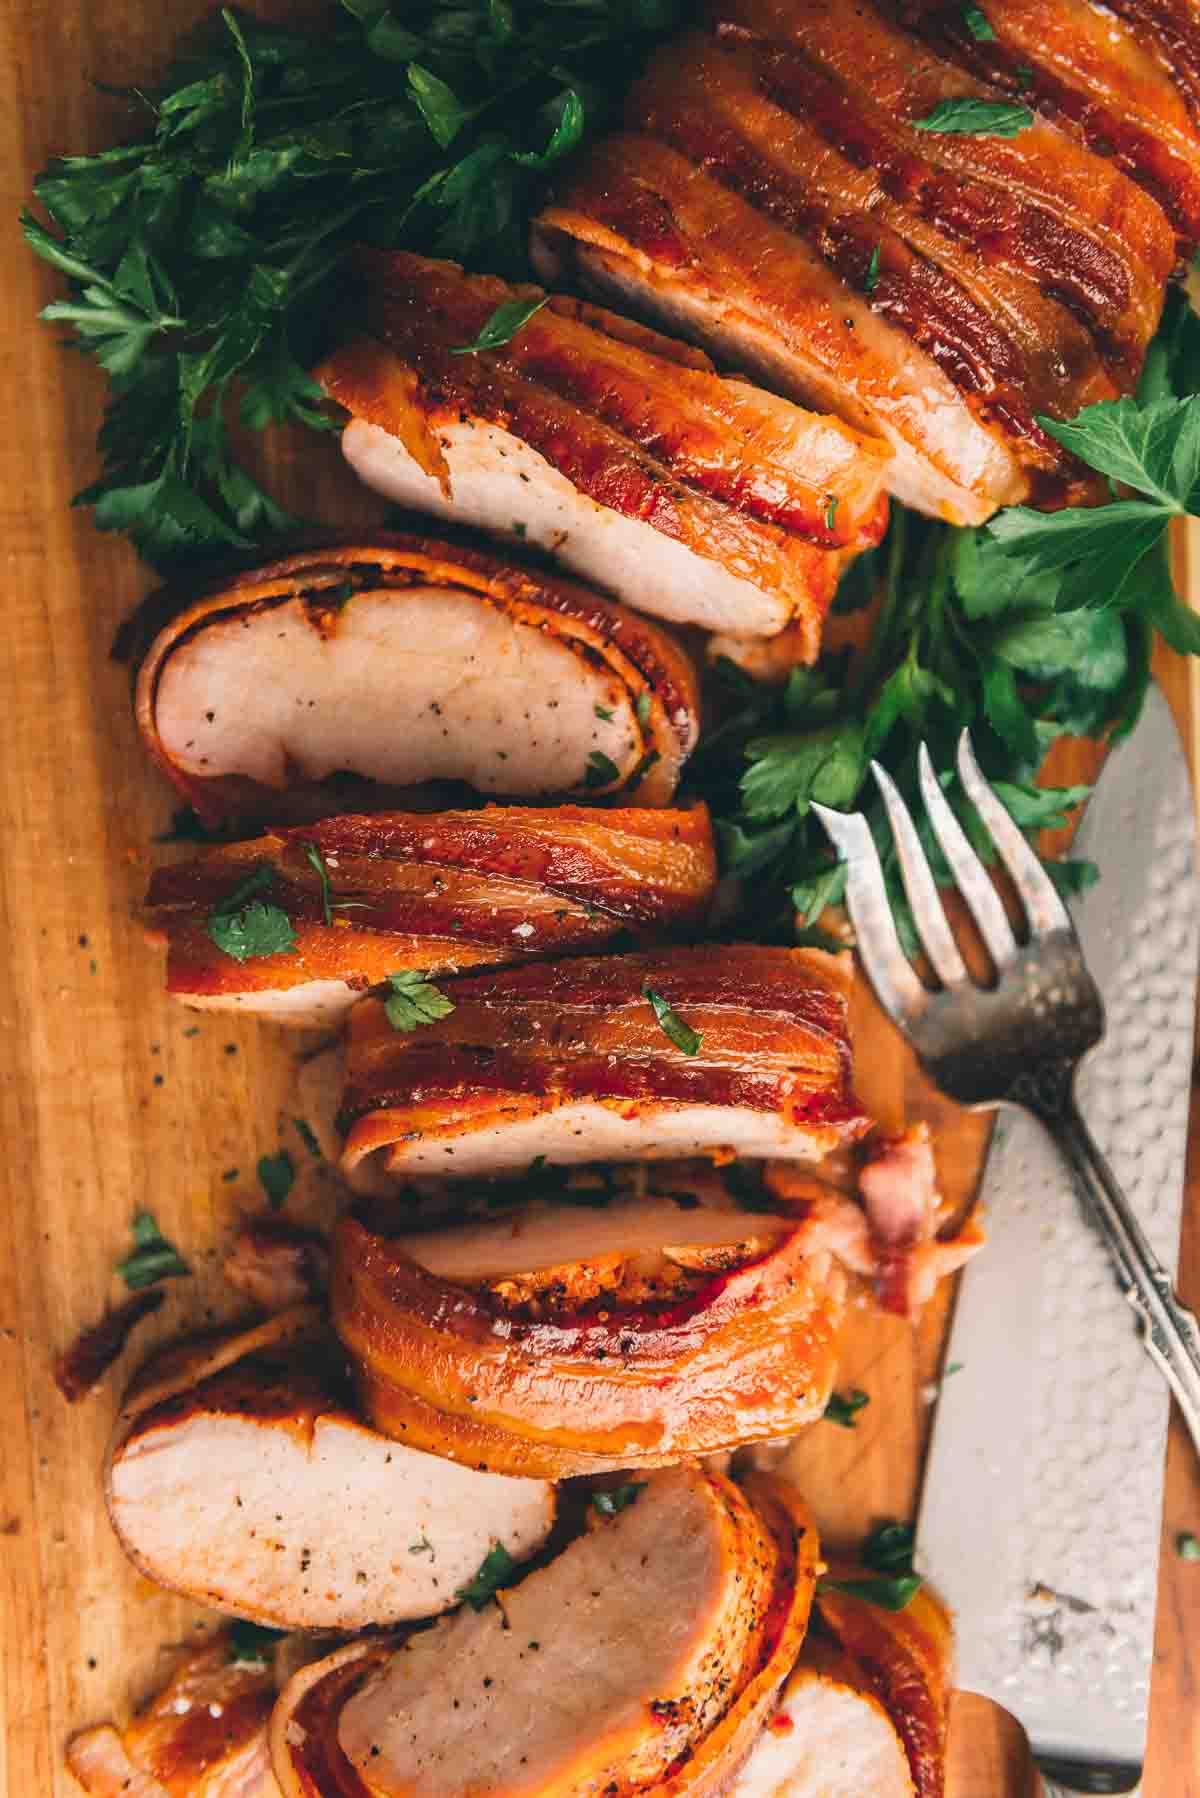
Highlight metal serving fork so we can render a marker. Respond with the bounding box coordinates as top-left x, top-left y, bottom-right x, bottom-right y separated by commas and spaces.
813, 734, 1200, 1467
